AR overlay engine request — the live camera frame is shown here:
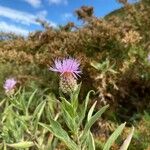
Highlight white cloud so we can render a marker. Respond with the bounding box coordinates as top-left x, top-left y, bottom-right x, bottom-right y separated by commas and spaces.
23, 0, 42, 8
48, 0, 68, 5
0, 21, 29, 36
62, 13, 72, 20
0, 6, 57, 27
37, 10, 48, 19
0, 6, 37, 25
